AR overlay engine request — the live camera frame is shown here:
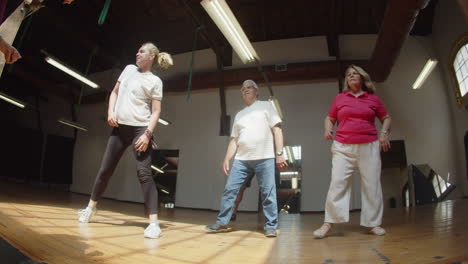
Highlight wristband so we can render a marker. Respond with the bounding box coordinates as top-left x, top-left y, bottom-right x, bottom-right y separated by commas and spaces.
144, 129, 152, 139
